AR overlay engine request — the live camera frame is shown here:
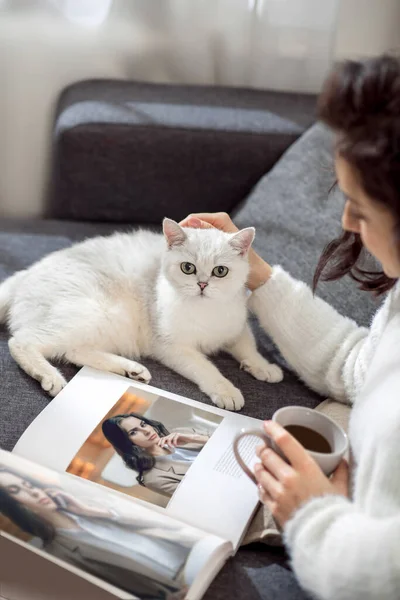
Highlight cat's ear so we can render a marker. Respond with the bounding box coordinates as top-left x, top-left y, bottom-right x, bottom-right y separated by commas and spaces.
229, 227, 255, 256
163, 218, 187, 248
